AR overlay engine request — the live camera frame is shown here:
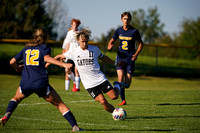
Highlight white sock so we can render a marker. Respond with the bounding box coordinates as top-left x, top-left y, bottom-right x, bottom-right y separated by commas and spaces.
68, 73, 75, 82
65, 80, 70, 91
75, 76, 81, 89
